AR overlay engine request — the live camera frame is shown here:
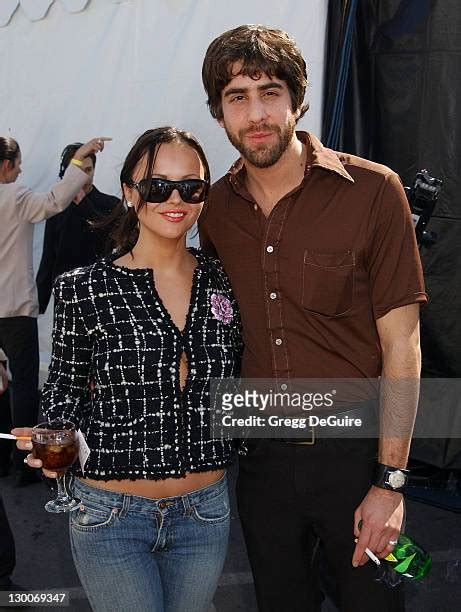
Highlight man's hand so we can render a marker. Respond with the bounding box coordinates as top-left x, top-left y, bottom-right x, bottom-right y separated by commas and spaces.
352, 485, 404, 567
0, 363, 8, 395
351, 302, 418, 568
